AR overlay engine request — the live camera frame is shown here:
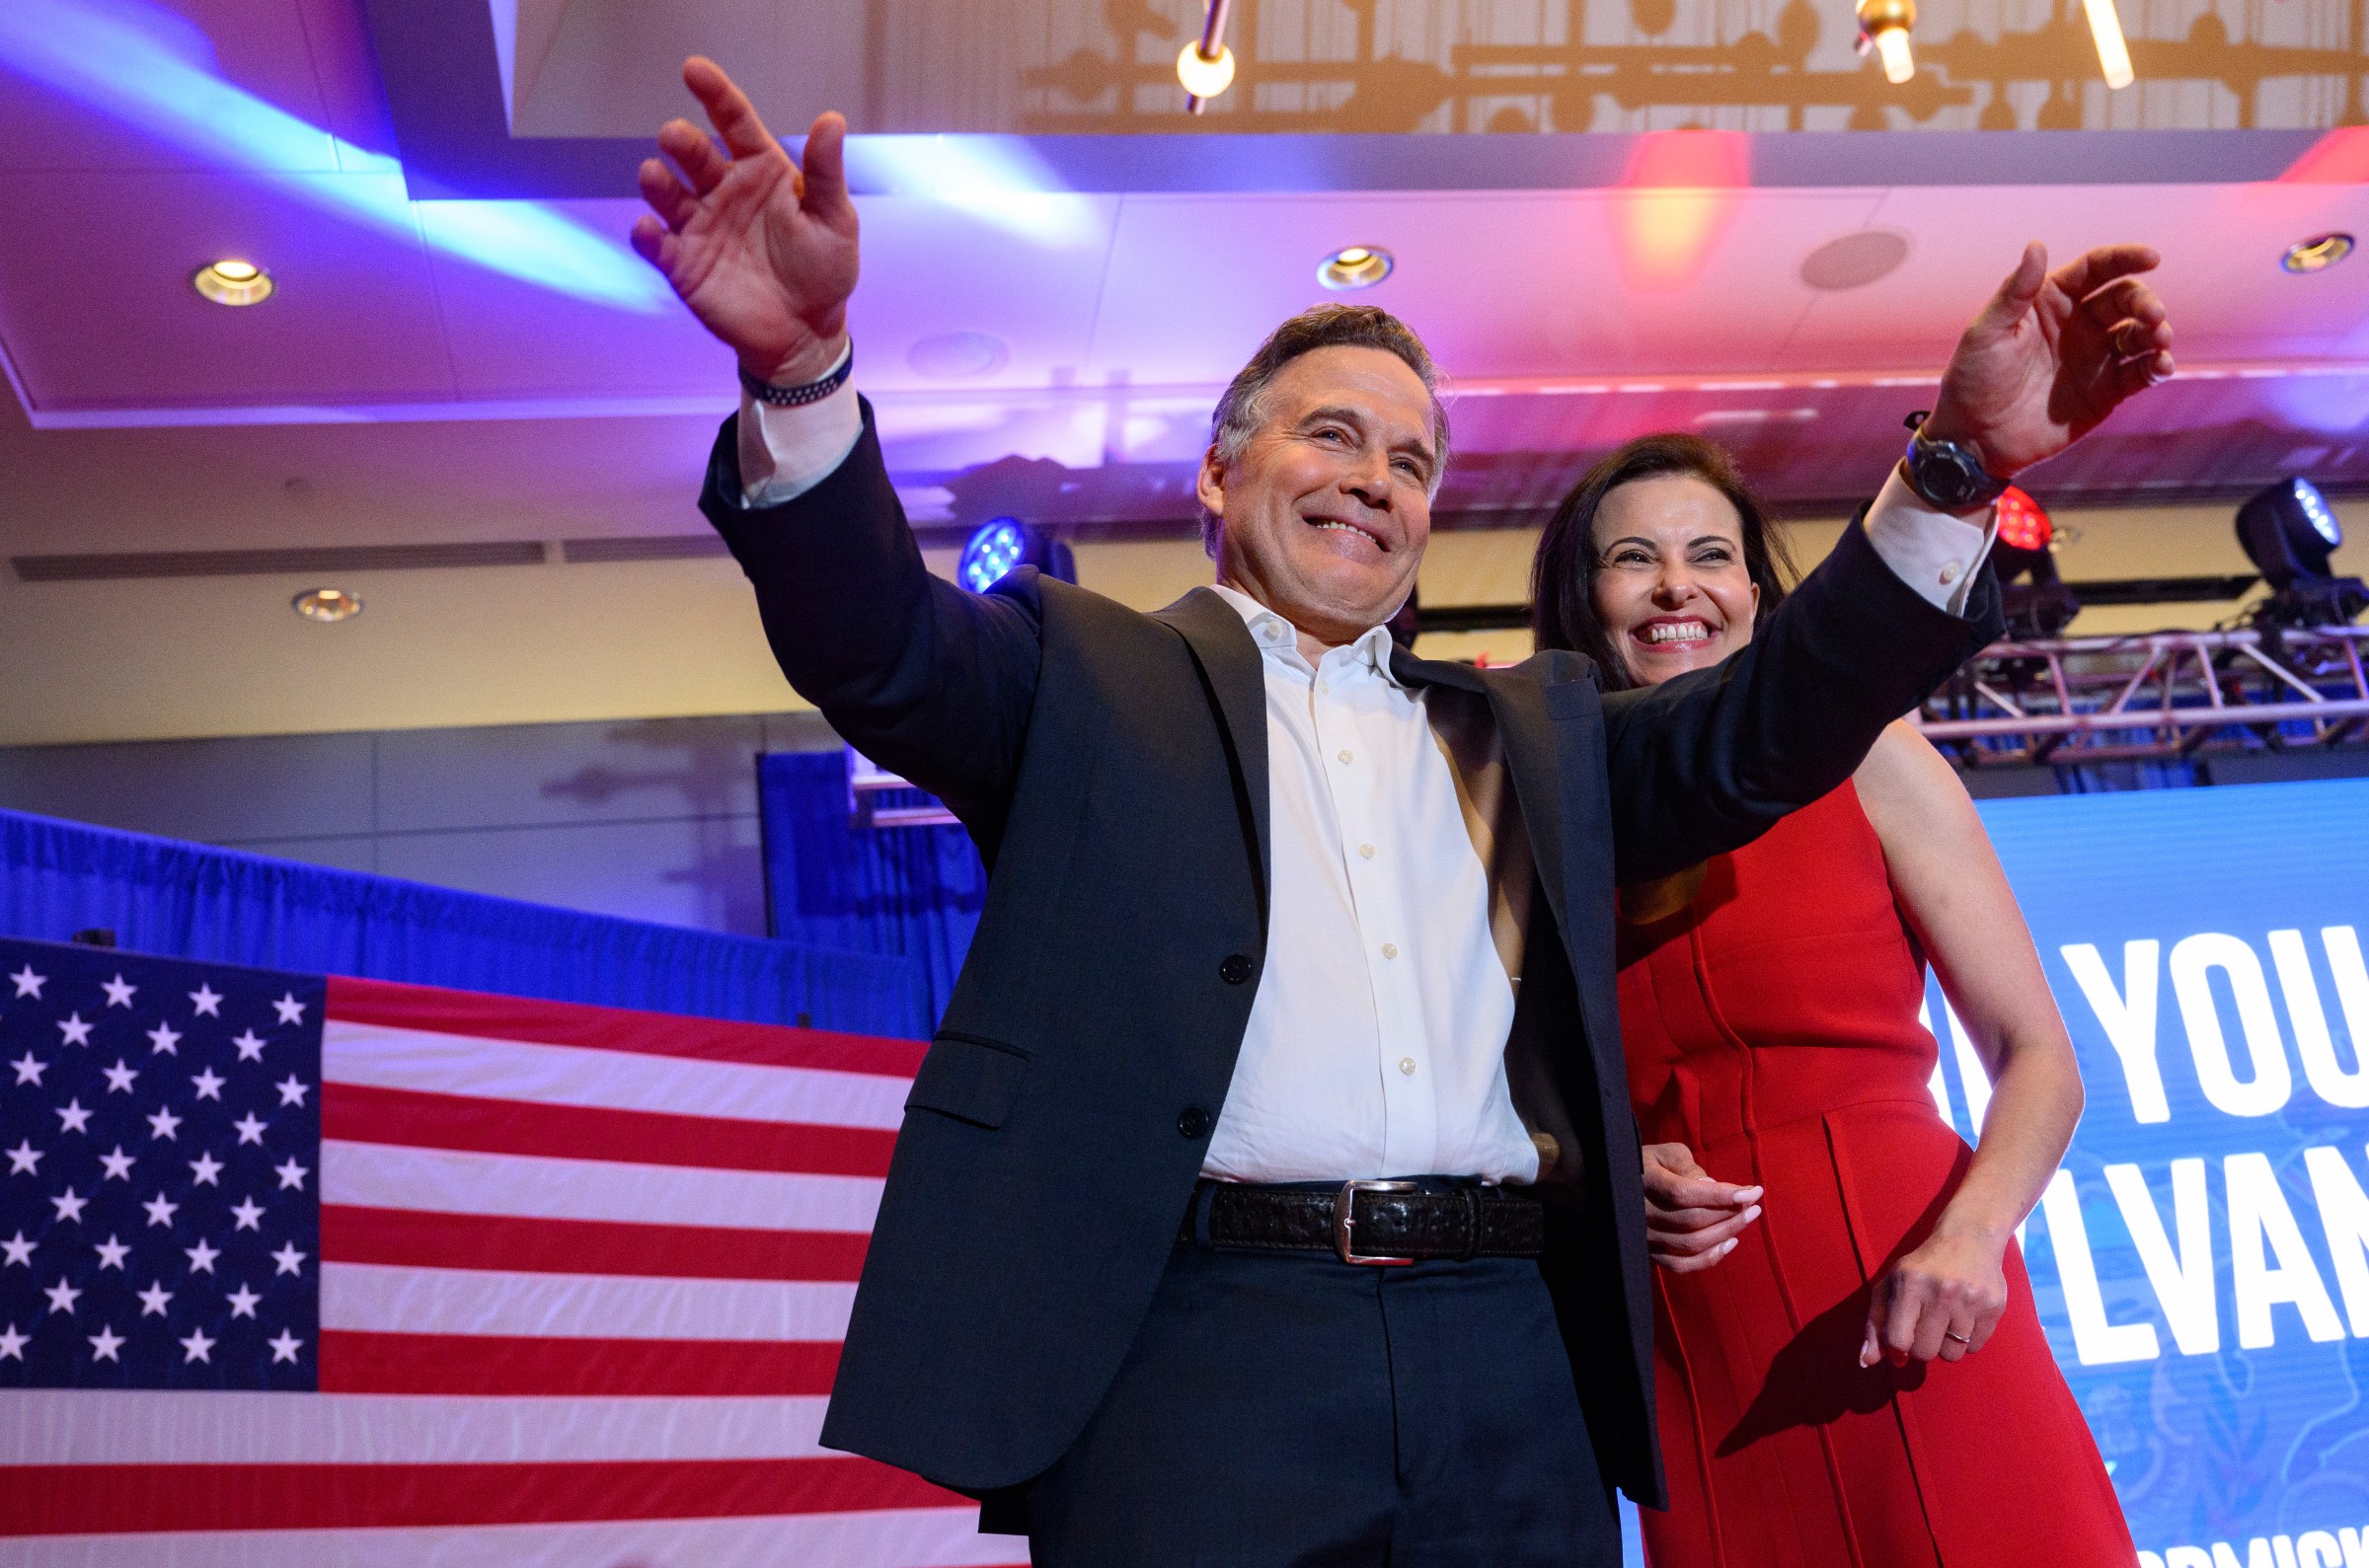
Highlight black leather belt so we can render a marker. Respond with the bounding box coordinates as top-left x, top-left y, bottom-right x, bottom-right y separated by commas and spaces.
1183, 1178, 1545, 1265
